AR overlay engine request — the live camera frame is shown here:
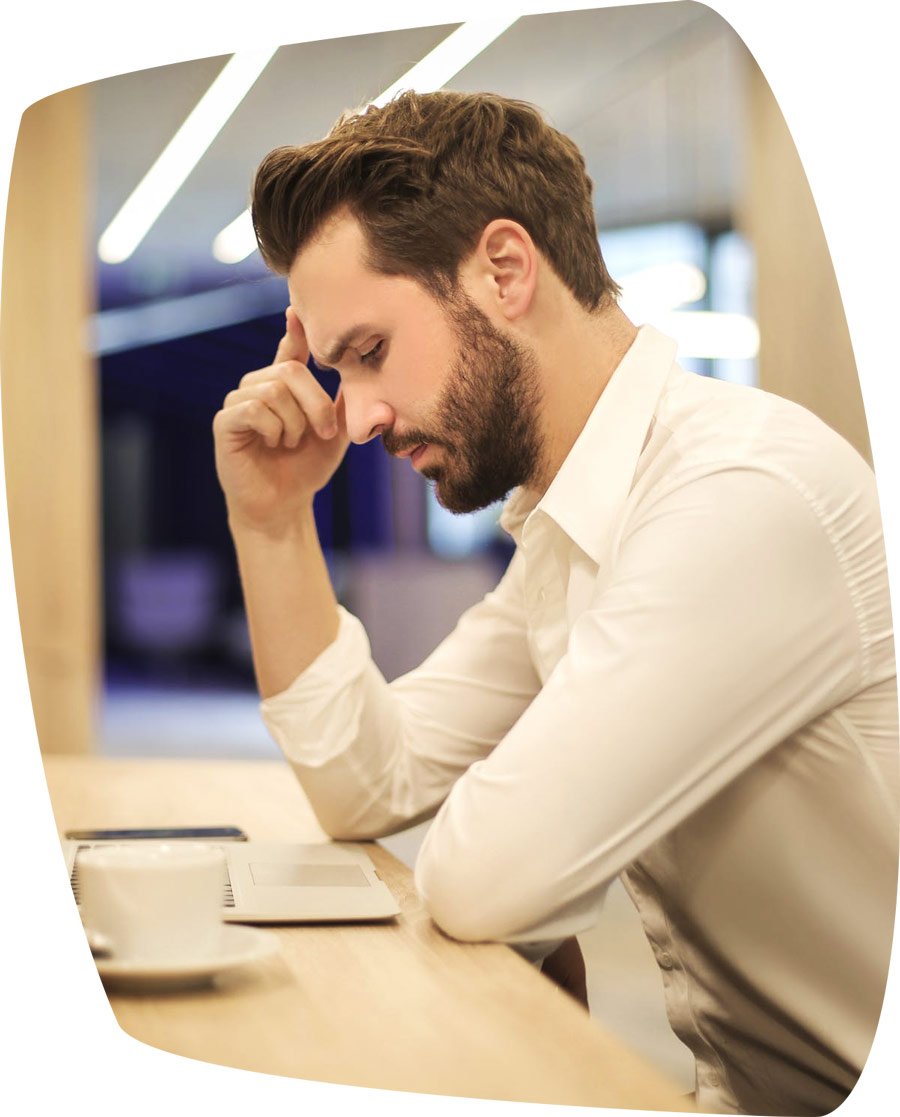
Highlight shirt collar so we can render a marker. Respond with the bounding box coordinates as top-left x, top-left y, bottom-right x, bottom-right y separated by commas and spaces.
500, 324, 678, 564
